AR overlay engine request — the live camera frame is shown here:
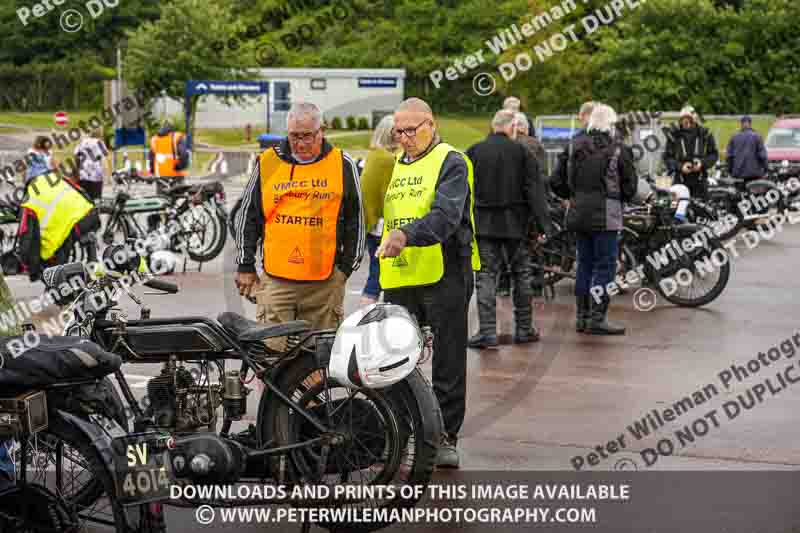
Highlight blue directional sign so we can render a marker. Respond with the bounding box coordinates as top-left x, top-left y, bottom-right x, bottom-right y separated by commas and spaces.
358, 77, 398, 88
186, 80, 269, 96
